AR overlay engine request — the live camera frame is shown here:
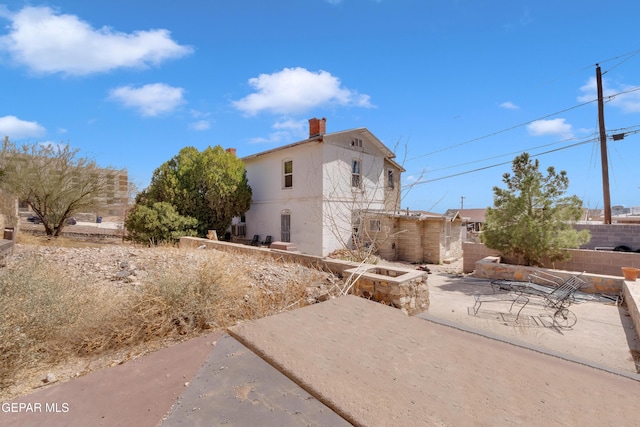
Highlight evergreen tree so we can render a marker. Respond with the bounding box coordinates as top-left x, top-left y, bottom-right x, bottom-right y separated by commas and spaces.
482, 153, 590, 266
